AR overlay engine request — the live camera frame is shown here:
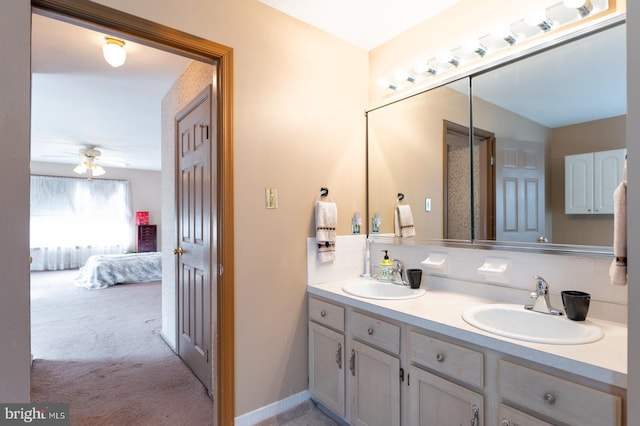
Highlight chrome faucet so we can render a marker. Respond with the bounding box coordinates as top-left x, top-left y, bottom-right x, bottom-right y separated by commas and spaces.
525, 275, 563, 315
391, 258, 409, 286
